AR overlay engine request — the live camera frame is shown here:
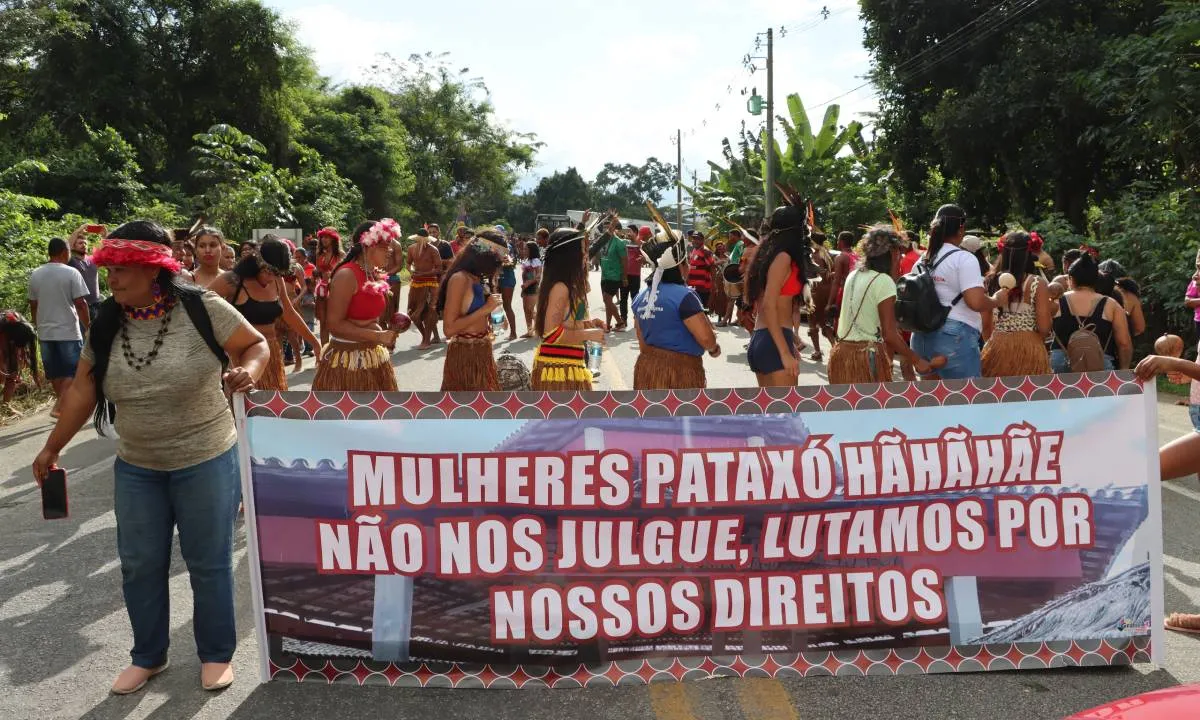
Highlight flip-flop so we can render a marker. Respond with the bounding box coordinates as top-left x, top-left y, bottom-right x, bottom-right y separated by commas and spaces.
1165, 612, 1200, 635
